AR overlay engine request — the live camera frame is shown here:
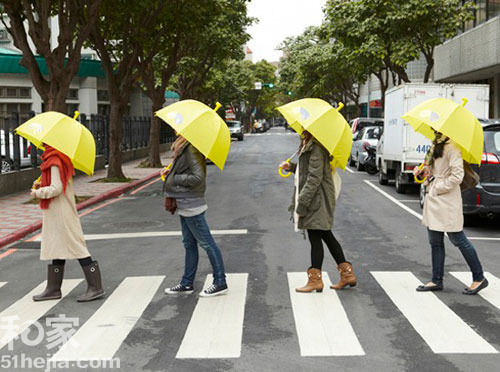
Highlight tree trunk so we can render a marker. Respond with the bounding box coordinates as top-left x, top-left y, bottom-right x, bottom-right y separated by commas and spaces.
107, 102, 126, 179
423, 53, 434, 83
147, 94, 165, 167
